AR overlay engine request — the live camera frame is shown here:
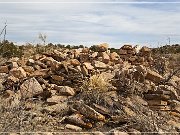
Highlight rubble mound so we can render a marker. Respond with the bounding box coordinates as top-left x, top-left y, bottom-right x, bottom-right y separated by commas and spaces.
0, 43, 180, 134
